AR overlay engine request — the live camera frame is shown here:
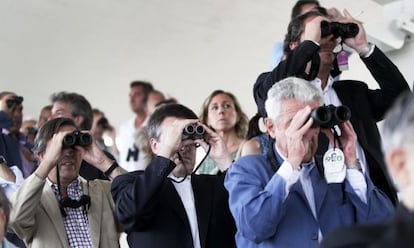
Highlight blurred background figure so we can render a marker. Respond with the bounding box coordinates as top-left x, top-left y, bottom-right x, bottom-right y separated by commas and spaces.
19, 119, 37, 146
146, 89, 166, 118
117, 80, 153, 172
196, 90, 248, 175
132, 88, 173, 170
36, 105, 52, 129
91, 108, 119, 160
0, 92, 36, 179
